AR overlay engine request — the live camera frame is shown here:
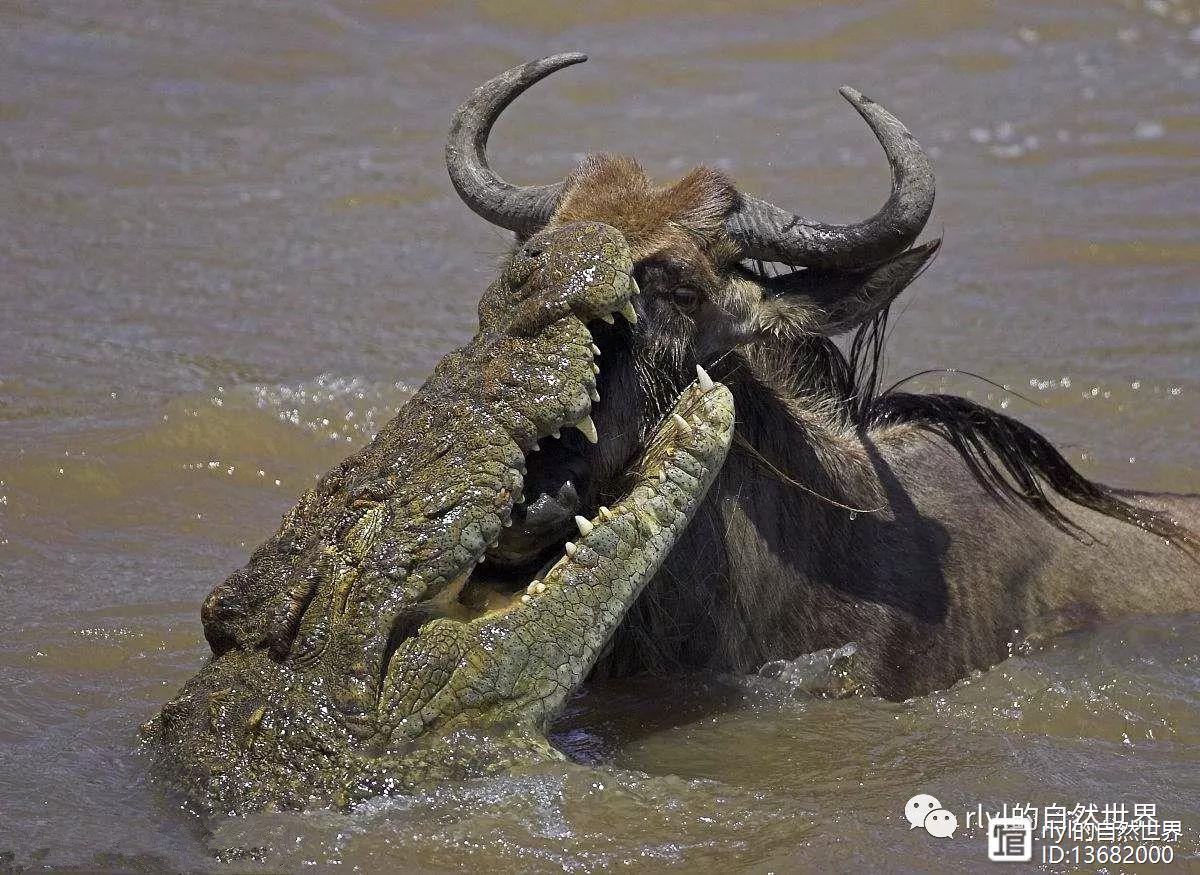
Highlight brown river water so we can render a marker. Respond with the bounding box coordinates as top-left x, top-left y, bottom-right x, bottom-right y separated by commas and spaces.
1, 1, 1198, 872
